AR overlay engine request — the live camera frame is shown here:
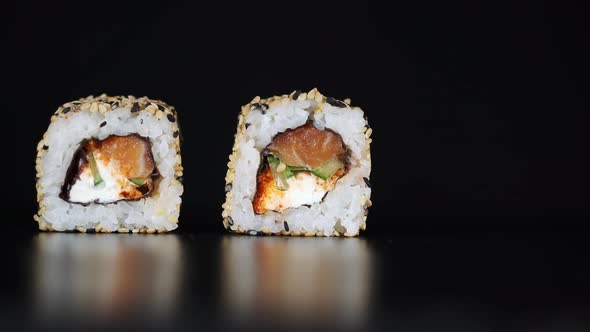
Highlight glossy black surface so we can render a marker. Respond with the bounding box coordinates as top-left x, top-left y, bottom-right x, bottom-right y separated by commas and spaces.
3, 221, 590, 331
